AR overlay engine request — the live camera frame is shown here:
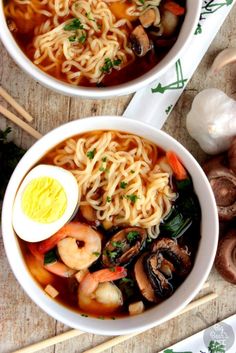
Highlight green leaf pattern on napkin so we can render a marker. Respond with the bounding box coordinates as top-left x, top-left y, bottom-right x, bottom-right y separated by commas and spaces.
151, 60, 187, 94
162, 341, 226, 353
195, 0, 233, 35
